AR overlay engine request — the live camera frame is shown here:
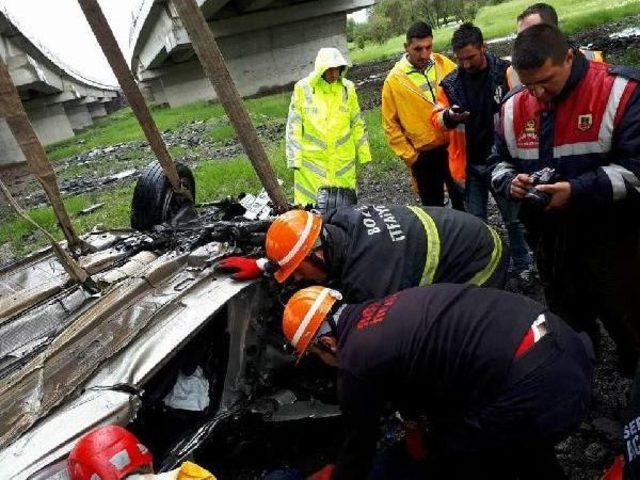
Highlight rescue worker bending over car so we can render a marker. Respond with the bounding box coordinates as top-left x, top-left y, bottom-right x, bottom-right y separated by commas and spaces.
67, 425, 216, 480
490, 24, 640, 375
286, 47, 371, 207
282, 284, 594, 479
217, 204, 507, 303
